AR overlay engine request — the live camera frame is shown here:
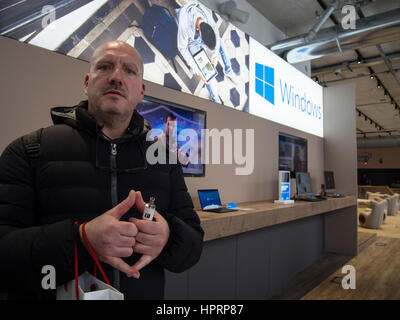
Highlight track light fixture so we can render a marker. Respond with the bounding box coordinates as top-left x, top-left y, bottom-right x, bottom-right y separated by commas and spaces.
370, 74, 374, 80
377, 82, 381, 89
